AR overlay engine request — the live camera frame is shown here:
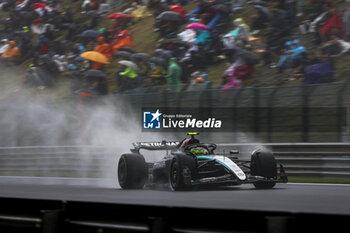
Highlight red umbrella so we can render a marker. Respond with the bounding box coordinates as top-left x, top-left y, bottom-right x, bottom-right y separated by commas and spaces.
33, 2, 48, 9
107, 13, 134, 20
169, 5, 187, 16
